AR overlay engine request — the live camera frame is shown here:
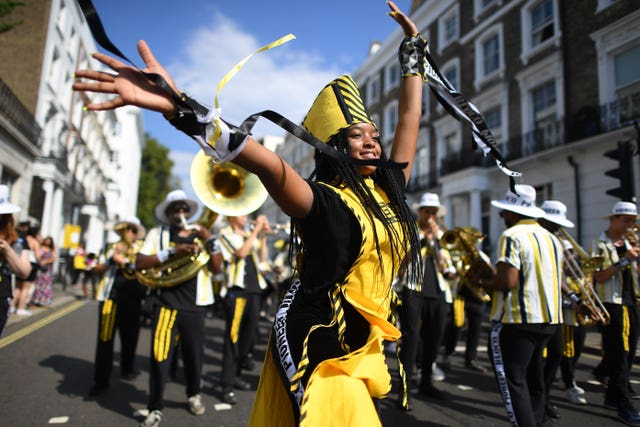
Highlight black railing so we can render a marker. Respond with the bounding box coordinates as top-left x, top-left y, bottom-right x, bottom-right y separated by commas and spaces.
0, 78, 41, 145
